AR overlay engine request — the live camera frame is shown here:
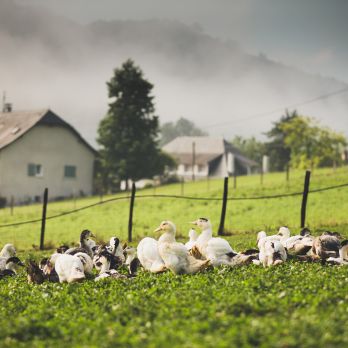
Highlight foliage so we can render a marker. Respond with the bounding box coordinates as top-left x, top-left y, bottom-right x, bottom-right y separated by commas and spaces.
231, 136, 266, 164
280, 116, 347, 170
97, 59, 172, 191
0, 252, 347, 347
265, 110, 298, 171
160, 117, 208, 146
